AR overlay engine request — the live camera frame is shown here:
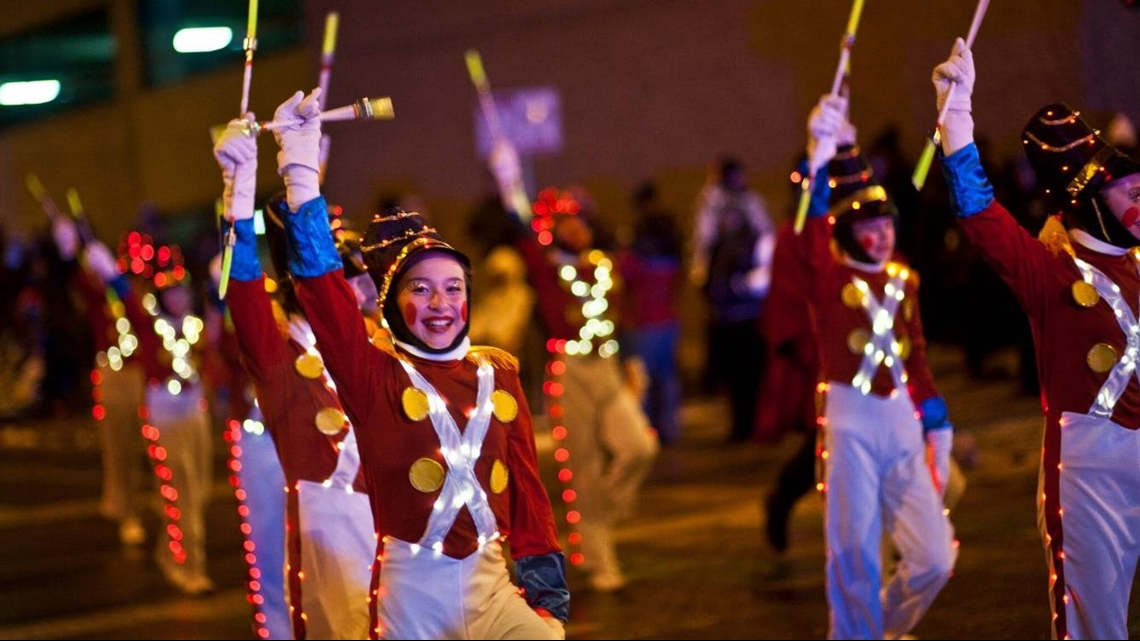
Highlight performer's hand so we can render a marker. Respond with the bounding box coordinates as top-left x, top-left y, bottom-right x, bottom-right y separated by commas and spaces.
489, 137, 522, 205
272, 88, 323, 210
932, 37, 976, 156
926, 426, 953, 499
213, 116, 258, 222
837, 117, 857, 148
51, 217, 80, 261
806, 94, 847, 171
83, 240, 120, 283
